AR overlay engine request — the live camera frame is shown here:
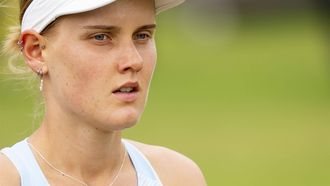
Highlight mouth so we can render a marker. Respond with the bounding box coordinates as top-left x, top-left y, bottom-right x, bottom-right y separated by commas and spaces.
112, 82, 140, 102
113, 82, 140, 94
